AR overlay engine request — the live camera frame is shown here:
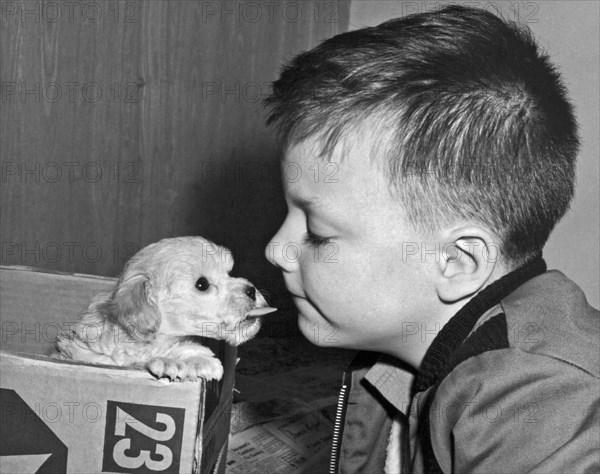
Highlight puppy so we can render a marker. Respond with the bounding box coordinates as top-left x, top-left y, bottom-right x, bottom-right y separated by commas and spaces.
54, 237, 276, 381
